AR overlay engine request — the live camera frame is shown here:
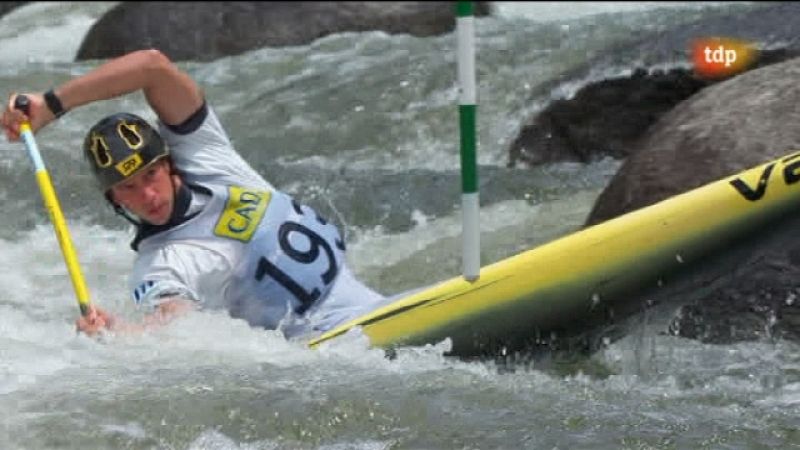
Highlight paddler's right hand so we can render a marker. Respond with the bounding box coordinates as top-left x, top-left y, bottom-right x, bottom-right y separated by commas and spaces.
1, 92, 56, 142
76, 305, 116, 337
